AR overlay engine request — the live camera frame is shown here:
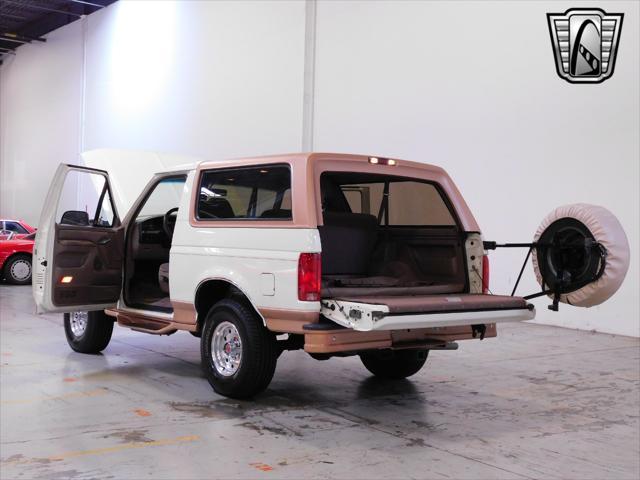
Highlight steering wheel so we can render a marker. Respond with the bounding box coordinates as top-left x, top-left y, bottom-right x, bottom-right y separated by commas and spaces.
0, 230, 14, 240
163, 207, 179, 238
